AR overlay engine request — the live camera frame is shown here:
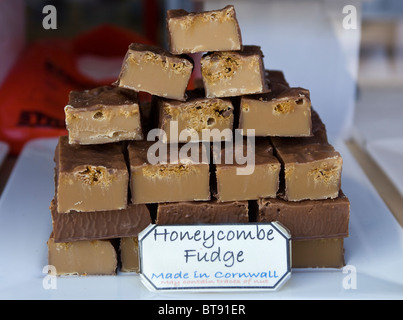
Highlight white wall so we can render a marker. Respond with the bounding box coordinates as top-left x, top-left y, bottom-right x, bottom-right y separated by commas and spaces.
203, 0, 363, 143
